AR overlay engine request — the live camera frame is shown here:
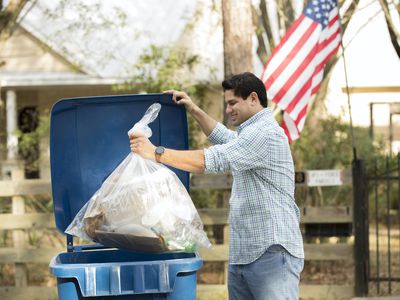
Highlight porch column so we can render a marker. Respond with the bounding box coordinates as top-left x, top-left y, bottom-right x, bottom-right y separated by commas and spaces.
6, 89, 28, 286
6, 89, 18, 160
